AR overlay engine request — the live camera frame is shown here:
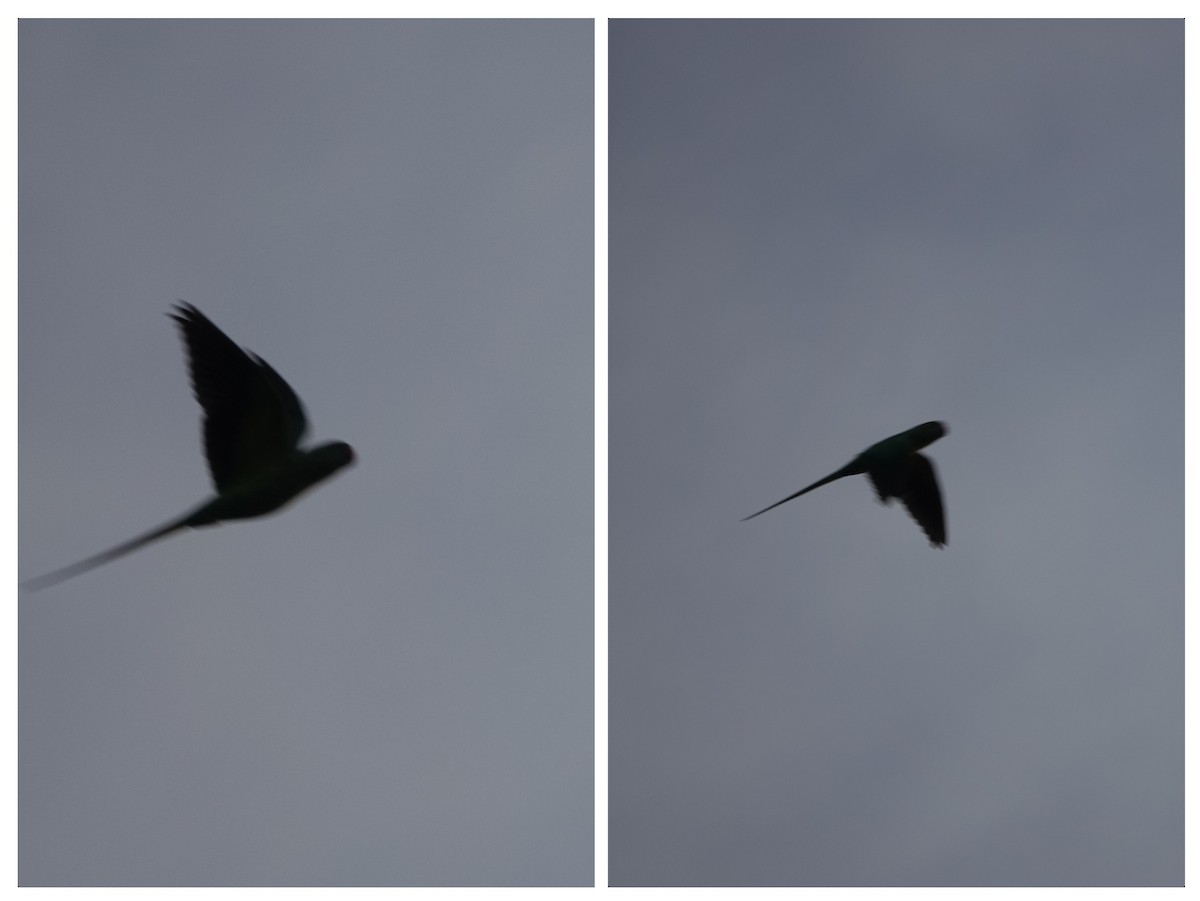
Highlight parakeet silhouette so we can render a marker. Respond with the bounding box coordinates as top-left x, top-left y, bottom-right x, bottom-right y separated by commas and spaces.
22, 303, 355, 591
743, 421, 948, 547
